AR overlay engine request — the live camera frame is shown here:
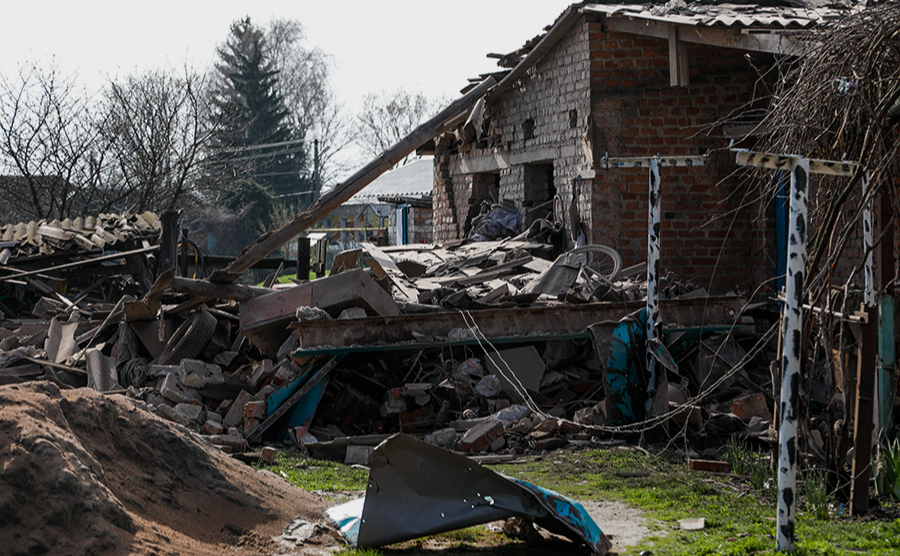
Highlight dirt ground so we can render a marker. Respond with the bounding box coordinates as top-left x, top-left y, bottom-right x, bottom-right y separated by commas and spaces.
0, 381, 342, 556
0, 381, 655, 556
